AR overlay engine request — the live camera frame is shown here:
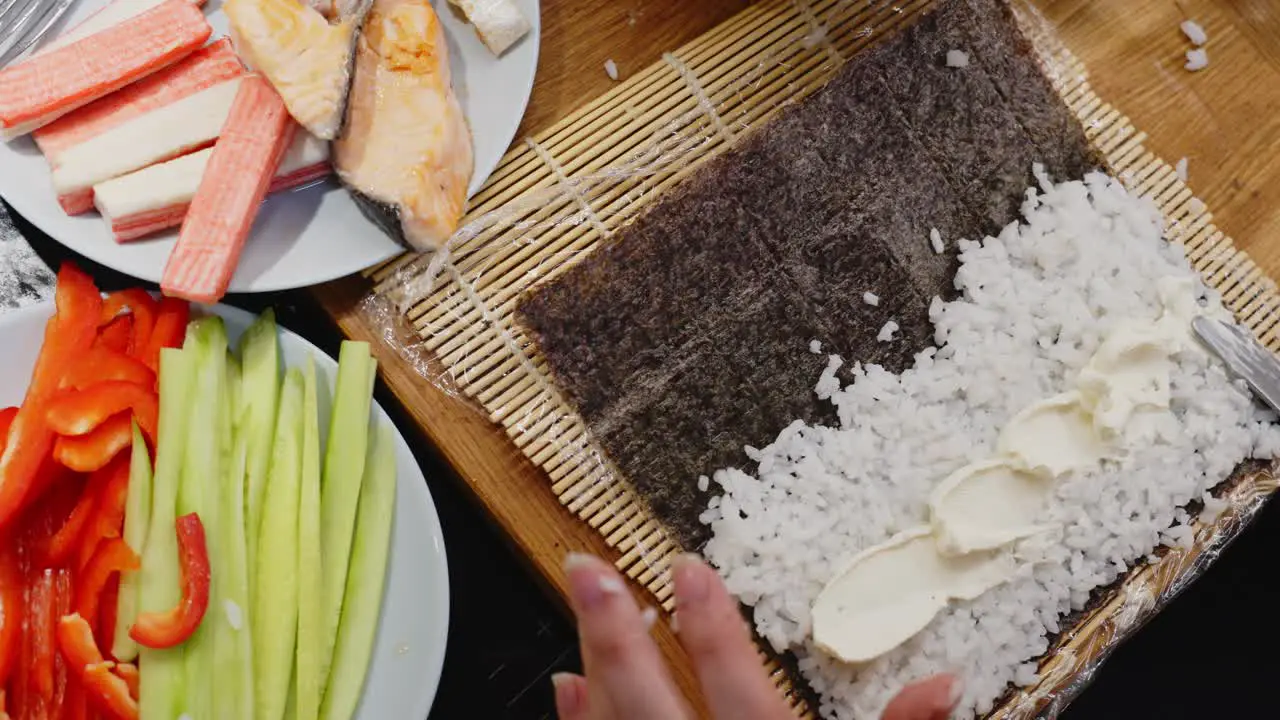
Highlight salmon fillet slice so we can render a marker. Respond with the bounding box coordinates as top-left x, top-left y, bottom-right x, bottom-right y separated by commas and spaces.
0, 0, 212, 139
95, 131, 330, 242
161, 76, 295, 303
34, 39, 245, 165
